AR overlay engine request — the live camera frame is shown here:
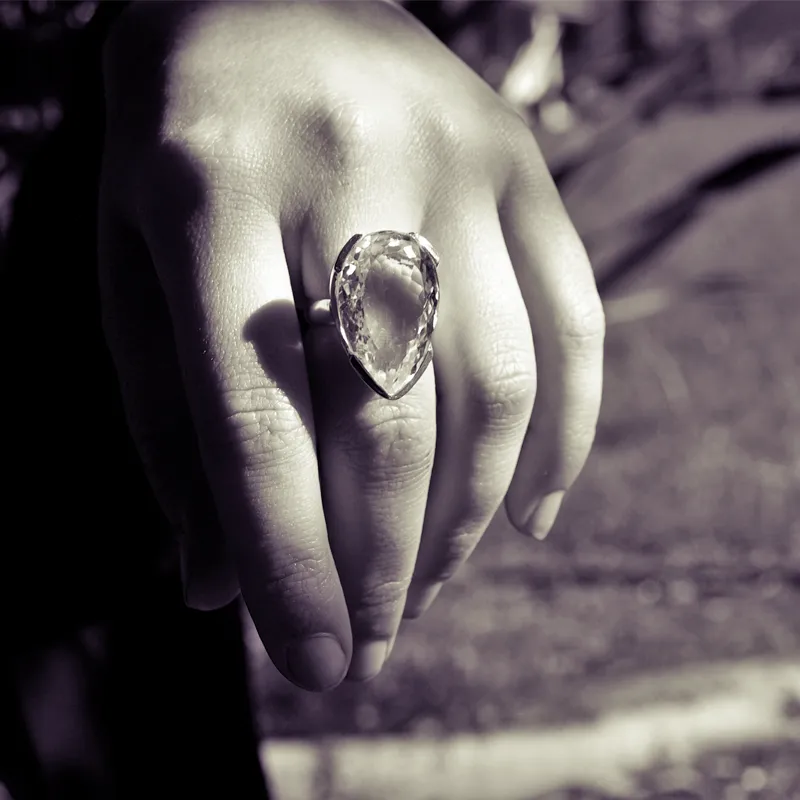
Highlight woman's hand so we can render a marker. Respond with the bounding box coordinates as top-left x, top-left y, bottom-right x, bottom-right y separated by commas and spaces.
98, 0, 604, 691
